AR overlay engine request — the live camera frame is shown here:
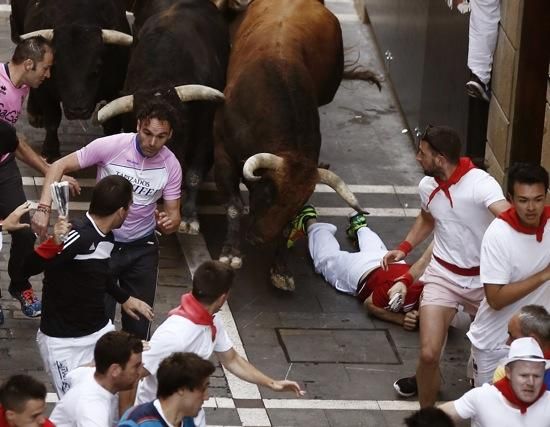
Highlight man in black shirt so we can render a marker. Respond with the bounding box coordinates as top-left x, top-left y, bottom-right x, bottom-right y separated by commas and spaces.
24, 175, 153, 396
